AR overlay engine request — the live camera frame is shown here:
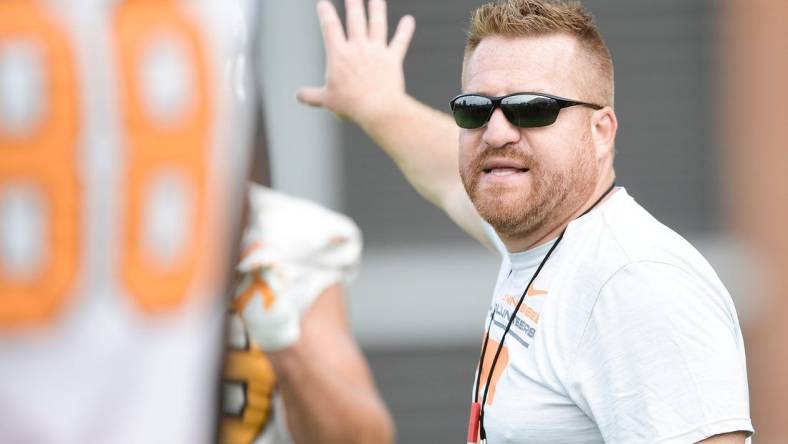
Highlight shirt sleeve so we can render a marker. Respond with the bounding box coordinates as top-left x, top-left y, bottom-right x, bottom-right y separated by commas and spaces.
567, 261, 753, 443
